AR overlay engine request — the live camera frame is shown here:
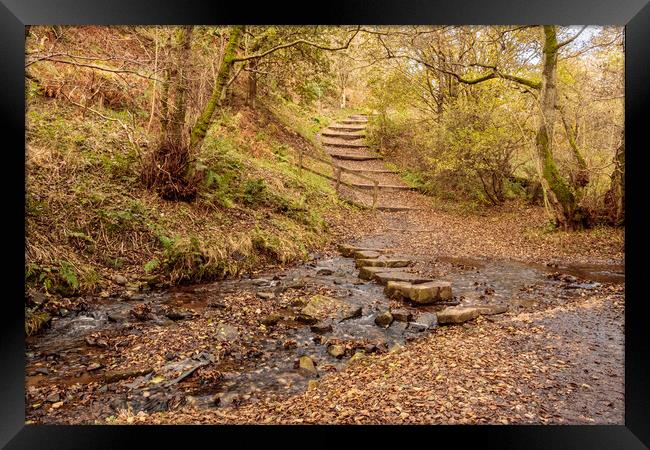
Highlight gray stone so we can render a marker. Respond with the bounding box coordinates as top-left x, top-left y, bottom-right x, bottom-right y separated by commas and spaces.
355, 258, 412, 269
316, 267, 334, 276
295, 314, 318, 325
297, 356, 317, 376
374, 311, 393, 328
338, 244, 388, 257
385, 280, 452, 304
112, 274, 128, 285
407, 322, 428, 333
414, 312, 437, 328
390, 308, 412, 322
256, 291, 275, 300
310, 322, 333, 333
358, 266, 405, 281
474, 304, 509, 316
327, 344, 346, 358
352, 250, 381, 259
436, 307, 480, 325
261, 314, 282, 326
373, 272, 433, 285
340, 306, 362, 322
301, 294, 361, 322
